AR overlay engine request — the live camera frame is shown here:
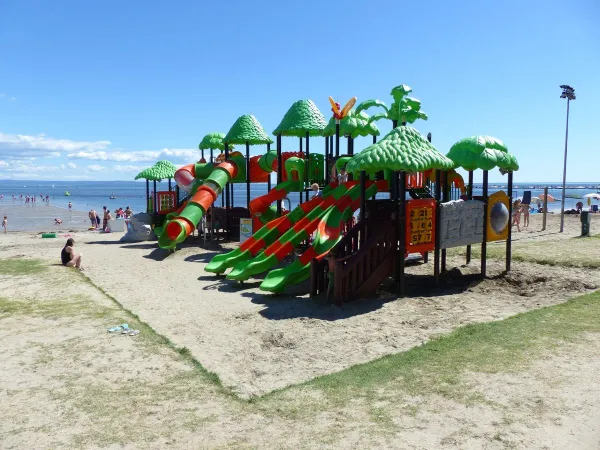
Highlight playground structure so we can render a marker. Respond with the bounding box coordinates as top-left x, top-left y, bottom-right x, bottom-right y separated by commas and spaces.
150, 84, 519, 303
